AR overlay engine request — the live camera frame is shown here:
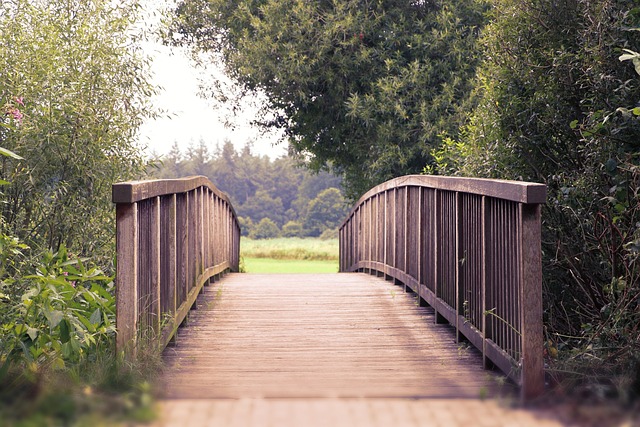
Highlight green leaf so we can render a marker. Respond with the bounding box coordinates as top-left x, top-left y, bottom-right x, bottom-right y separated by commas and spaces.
26, 327, 38, 341
0, 147, 23, 160
89, 308, 102, 325
632, 58, 640, 76
569, 119, 578, 129
46, 309, 64, 329
59, 318, 71, 343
